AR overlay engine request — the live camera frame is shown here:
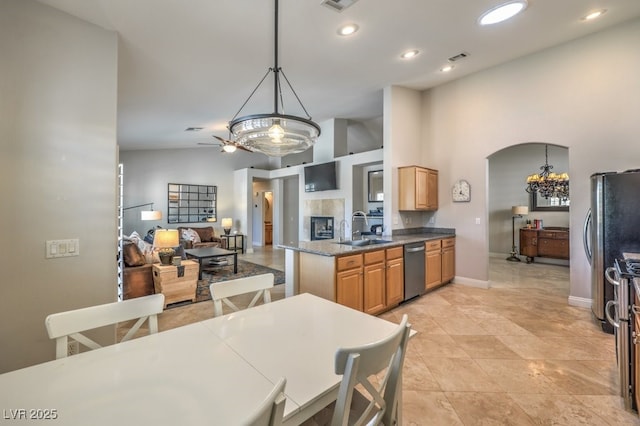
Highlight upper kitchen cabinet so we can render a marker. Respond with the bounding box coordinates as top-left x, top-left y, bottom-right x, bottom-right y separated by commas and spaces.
398, 166, 438, 211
